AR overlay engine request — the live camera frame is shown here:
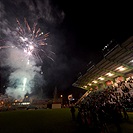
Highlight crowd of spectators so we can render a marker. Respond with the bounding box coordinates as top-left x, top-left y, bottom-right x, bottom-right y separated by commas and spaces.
76, 77, 133, 133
